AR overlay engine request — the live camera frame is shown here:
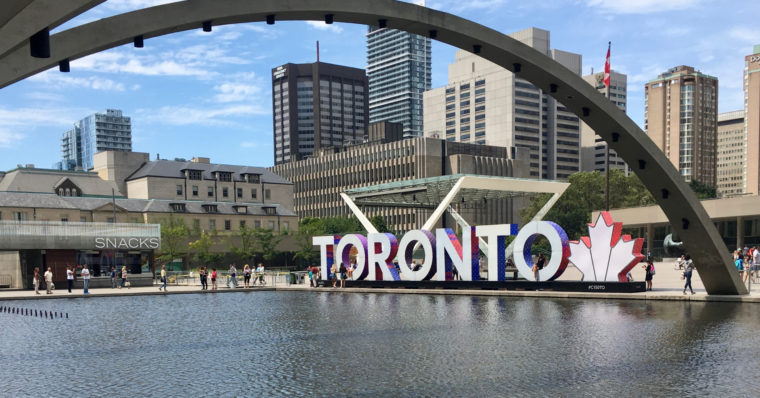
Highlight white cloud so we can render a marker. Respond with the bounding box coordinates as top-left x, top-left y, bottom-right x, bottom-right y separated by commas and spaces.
26, 71, 127, 91
138, 104, 269, 127
586, 0, 701, 14
0, 129, 25, 148
212, 72, 266, 103
305, 21, 344, 33
241, 141, 259, 148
